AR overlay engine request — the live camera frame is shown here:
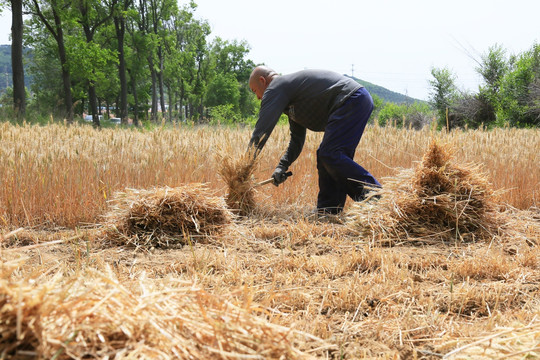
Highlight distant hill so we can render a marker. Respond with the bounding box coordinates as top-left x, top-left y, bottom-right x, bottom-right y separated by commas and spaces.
0, 44, 33, 94
0, 45, 13, 92
345, 75, 422, 104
